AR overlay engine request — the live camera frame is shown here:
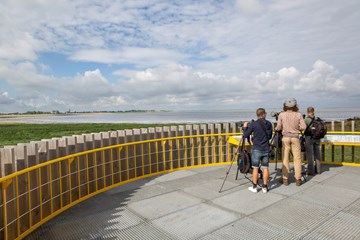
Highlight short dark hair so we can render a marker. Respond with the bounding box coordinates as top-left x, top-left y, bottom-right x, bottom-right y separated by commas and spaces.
307, 106, 315, 113
283, 103, 299, 112
256, 108, 266, 117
